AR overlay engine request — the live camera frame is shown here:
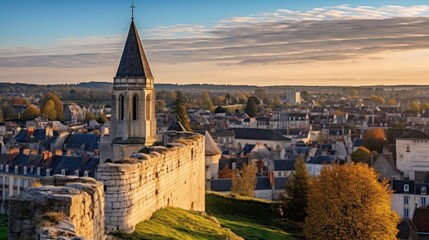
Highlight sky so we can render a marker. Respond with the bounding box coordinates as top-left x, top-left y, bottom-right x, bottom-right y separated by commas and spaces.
1, 0, 429, 86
